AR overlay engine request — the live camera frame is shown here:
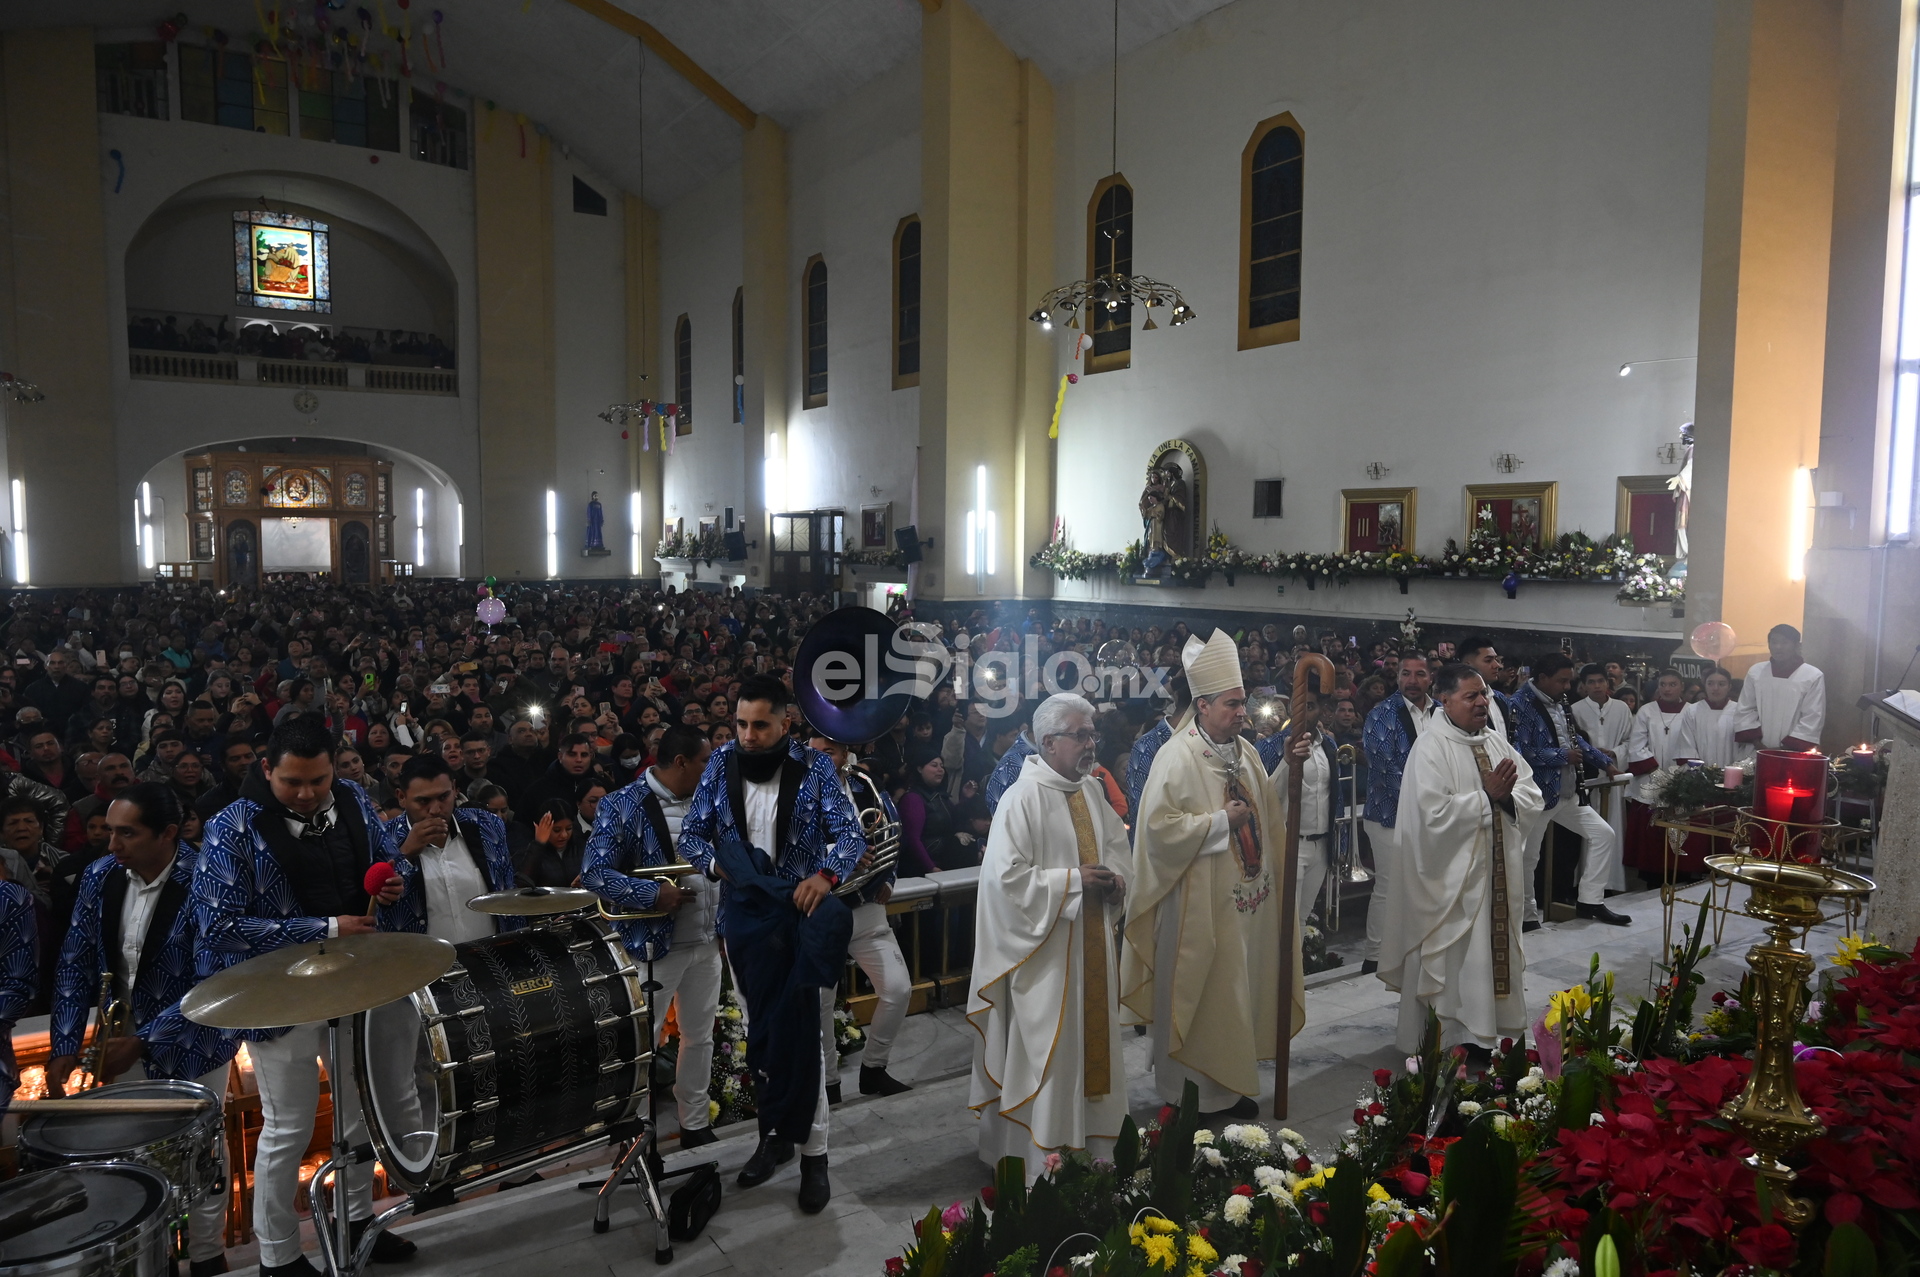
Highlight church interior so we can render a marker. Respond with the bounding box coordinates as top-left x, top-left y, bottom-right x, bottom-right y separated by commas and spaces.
0, 1, 1915, 1275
